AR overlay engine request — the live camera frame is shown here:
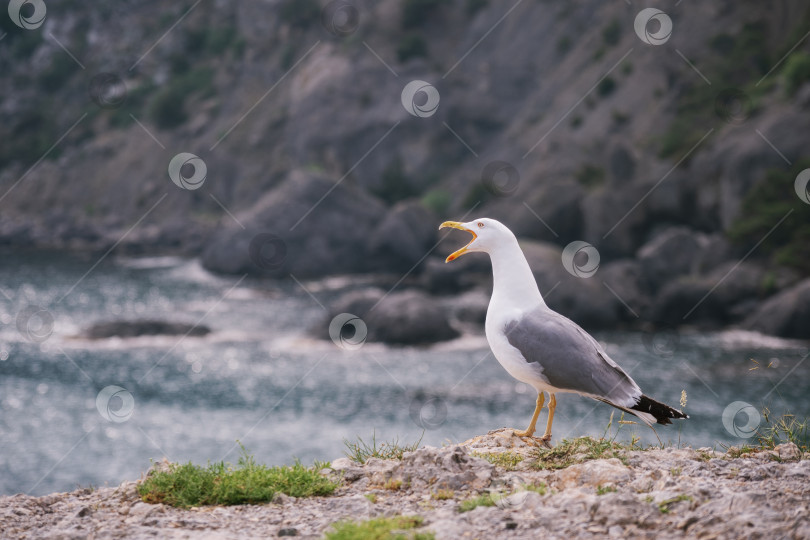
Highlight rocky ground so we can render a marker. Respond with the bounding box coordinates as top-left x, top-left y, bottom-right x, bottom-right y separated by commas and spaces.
1, 431, 807, 539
